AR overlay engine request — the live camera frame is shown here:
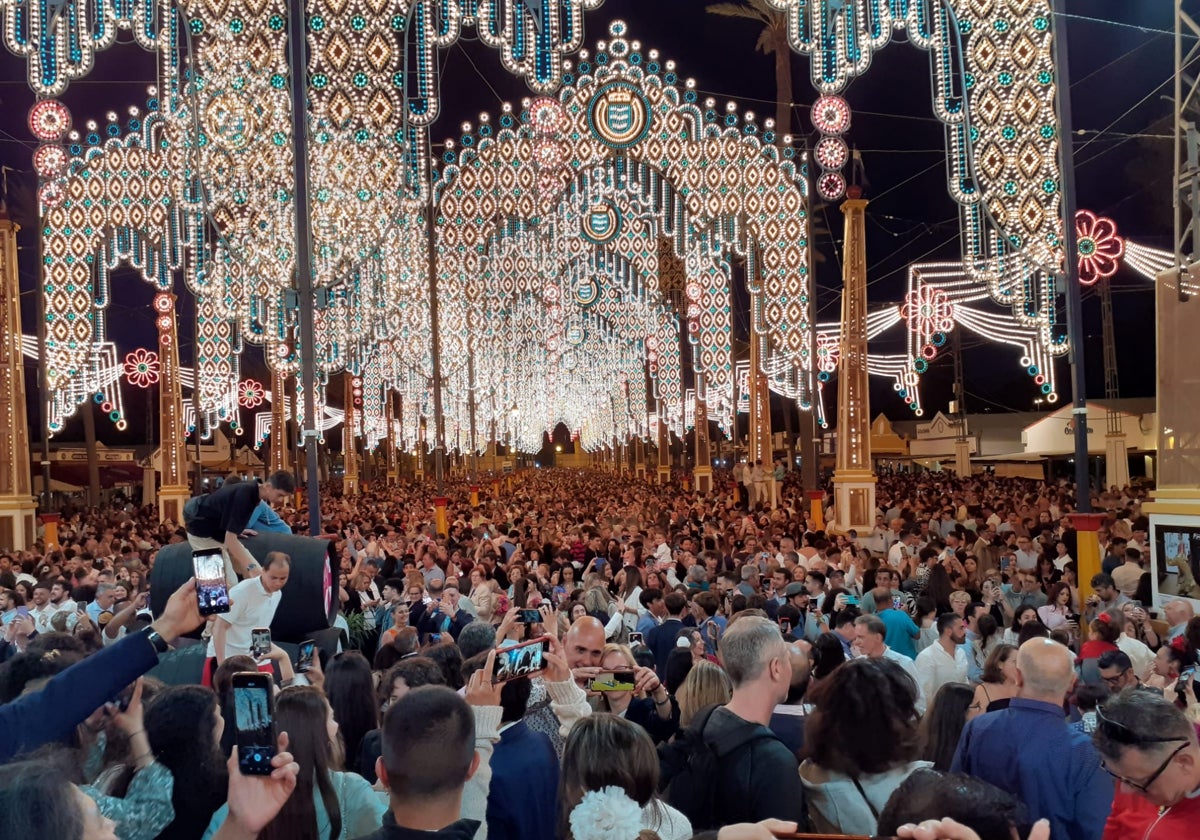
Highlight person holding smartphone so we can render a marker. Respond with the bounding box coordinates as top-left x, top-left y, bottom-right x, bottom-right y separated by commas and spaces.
205, 552, 291, 686
591, 643, 678, 744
